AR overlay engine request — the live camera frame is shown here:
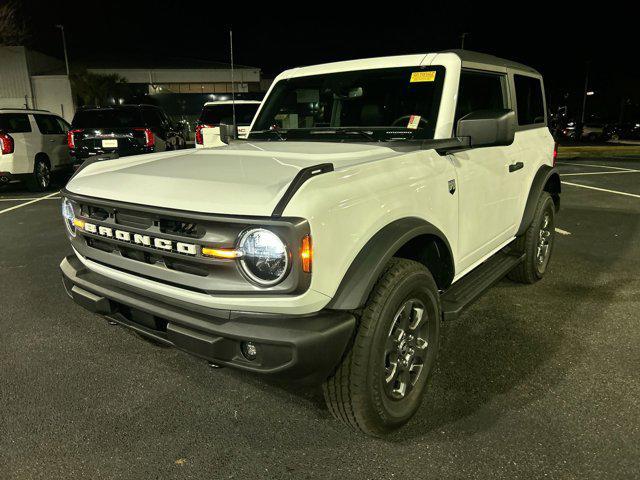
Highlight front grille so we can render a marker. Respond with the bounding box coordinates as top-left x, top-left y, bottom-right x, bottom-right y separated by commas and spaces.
159, 219, 202, 238
65, 190, 311, 295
